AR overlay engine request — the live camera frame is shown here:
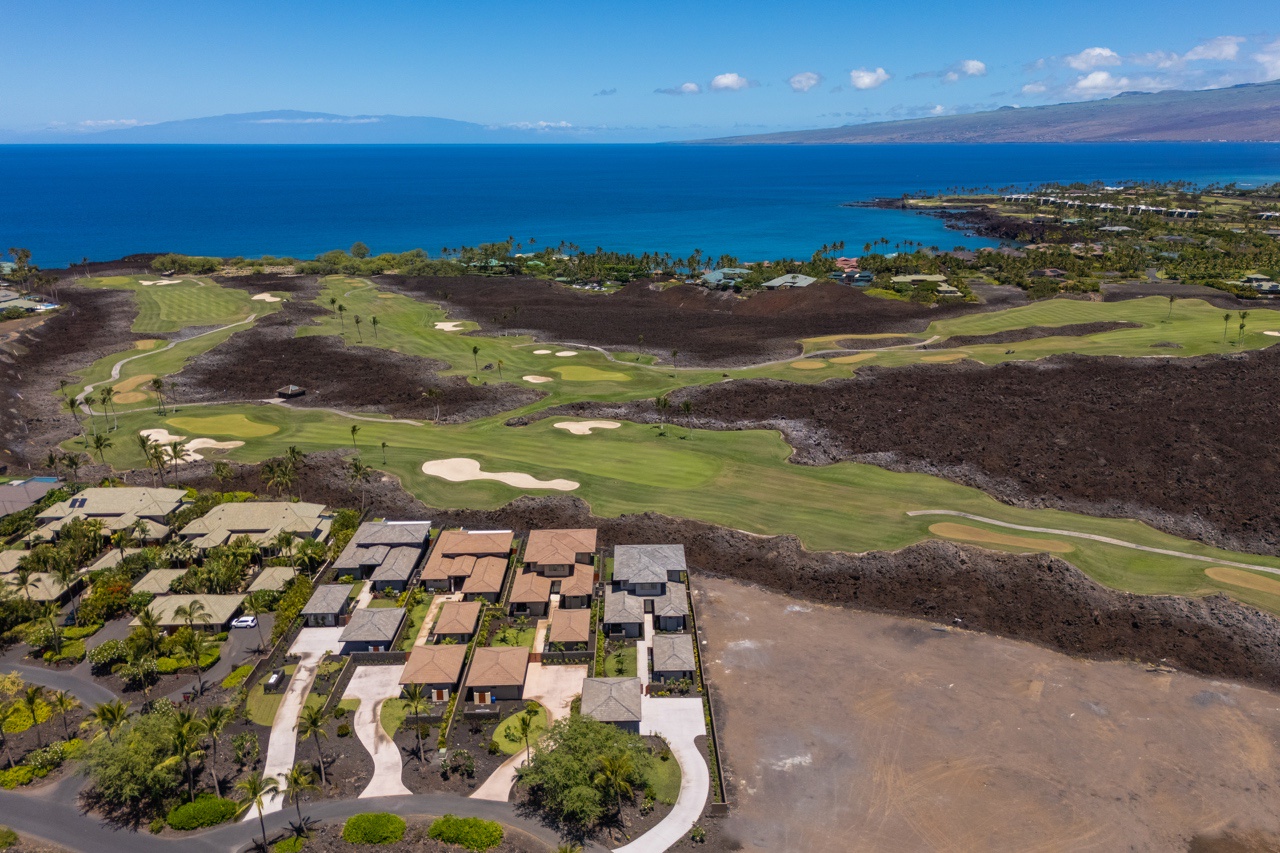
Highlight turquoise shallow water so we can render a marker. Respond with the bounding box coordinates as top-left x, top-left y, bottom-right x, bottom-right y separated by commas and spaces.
2, 142, 1279, 266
